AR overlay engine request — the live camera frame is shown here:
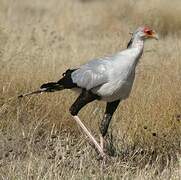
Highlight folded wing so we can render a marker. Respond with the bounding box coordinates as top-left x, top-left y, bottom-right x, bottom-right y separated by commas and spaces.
71, 58, 111, 90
